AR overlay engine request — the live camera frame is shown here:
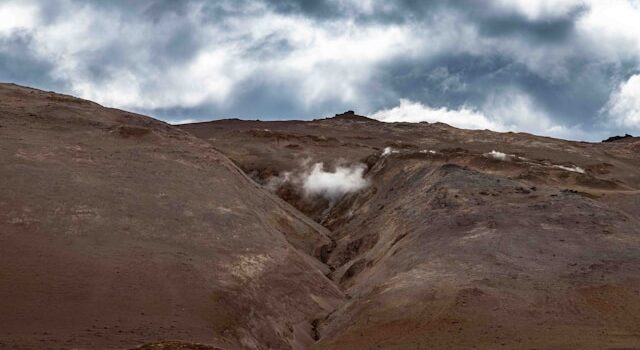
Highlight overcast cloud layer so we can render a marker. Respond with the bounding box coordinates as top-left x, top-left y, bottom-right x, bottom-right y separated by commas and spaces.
1, 0, 639, 141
